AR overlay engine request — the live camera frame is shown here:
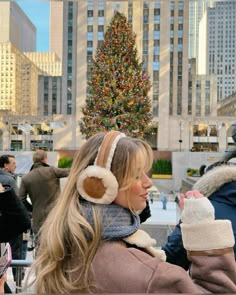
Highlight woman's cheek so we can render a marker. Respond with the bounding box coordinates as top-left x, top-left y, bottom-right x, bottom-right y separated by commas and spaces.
130, 181, 142, 195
